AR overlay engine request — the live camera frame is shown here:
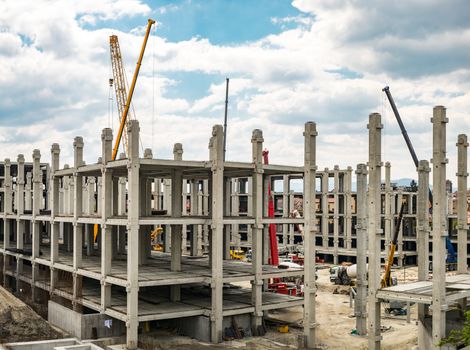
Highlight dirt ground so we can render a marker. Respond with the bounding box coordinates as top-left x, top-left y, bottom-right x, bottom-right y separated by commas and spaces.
290, 265, 419, 350
0, 266, 421, 349
0, 286, 63, 343
141, 266, 421, 350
